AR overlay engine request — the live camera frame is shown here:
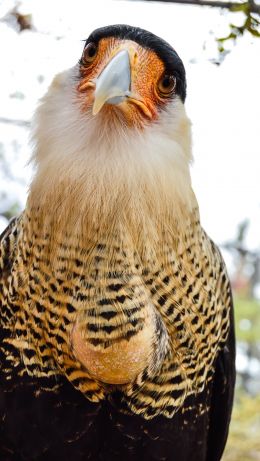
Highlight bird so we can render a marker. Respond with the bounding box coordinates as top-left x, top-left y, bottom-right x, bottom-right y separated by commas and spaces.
0, 24, 235, 461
